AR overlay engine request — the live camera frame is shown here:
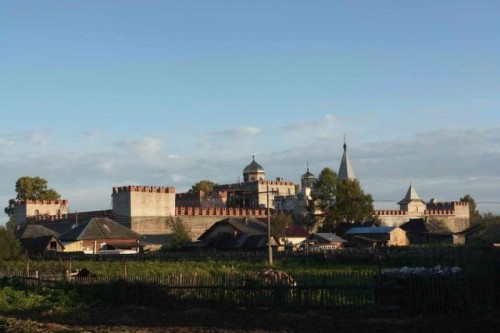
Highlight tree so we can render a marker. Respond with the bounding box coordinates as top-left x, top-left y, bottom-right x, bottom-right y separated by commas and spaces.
189, 180, 218, 193
460, 194, 481, 225
271, 212, 293, 241
467, 213, 500, 246
308, 168, 374, 232
15, 176, 61, 201
335, 179, 374, 223
4, 176, 61, 216
309, 168, 339, 231
166, 216, 193, 250
0, 225, 22, 261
